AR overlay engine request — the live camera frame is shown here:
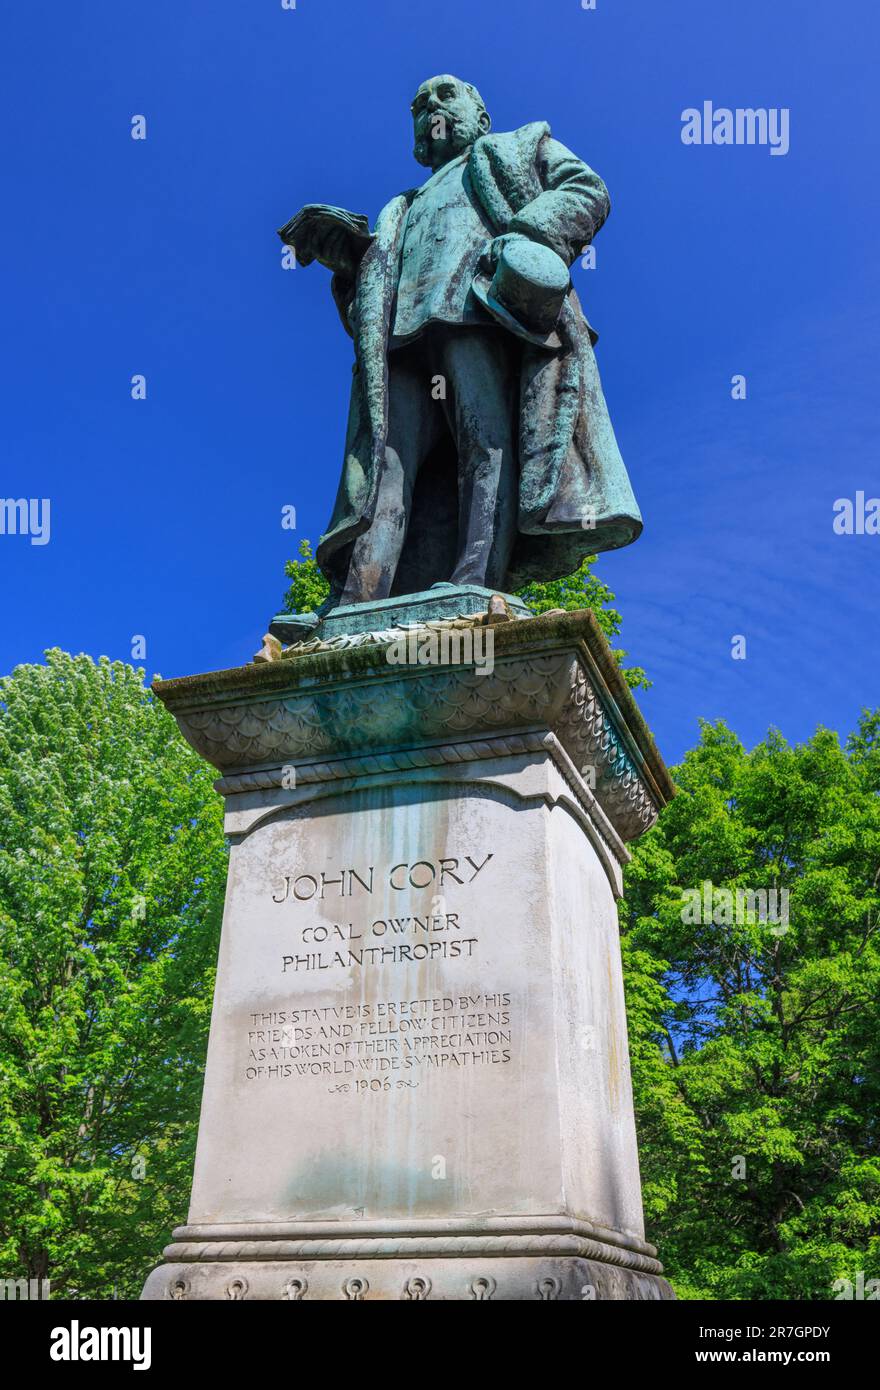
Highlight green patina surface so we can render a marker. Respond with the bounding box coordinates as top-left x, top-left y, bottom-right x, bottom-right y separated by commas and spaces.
269, 581, 529, 644
278, 73, 643, 633
153, 609, 674, 810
